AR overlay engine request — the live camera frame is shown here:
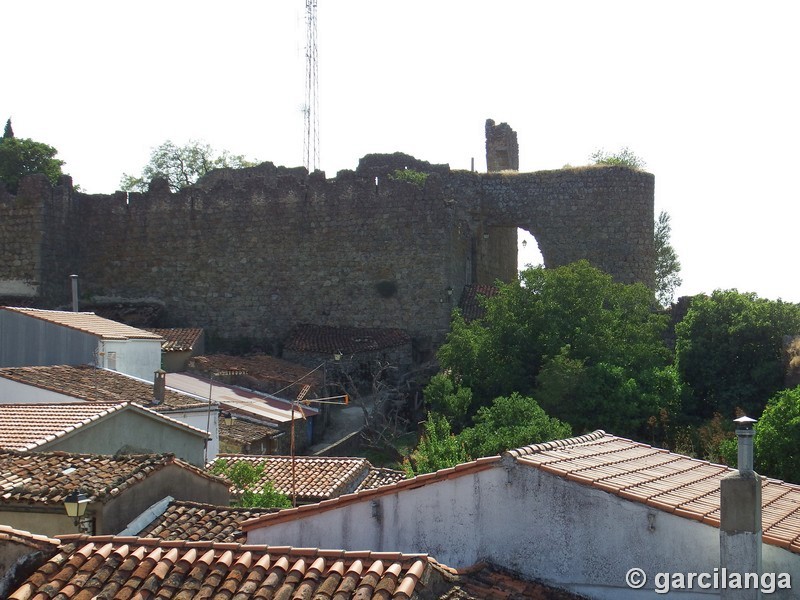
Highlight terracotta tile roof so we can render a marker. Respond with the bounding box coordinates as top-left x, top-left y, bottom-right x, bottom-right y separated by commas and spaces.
356, 466, 407, 492
1, 307, 164, 340
189, 352, 323, 390
211, 455, 405, 503
0, 364, 208, 411
0, 523, 61, 551
507, 430, 800, 555
435, 562, 588, 600
219, 418, 278, 444
136, 500, 278, 542
145, 327, 204, 352
457, 284, 499, 322
284, 324, 412, 354
7, 536, 435, 600
0, 402, 207, 451
242, 456, 501, 531
0, 450, 223, 506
